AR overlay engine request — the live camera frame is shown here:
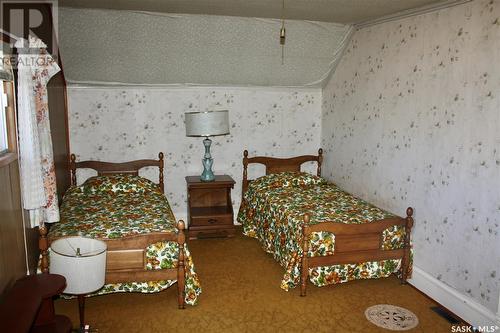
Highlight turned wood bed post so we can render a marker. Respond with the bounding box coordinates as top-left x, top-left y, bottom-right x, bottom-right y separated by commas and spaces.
317, 148, 323, 177
401, 207, 414, 284
177, 221, 186, 309
70, 153, 77, 186
39, 225, 49, 273
242, 150, 249, 195
301, 214, 311, 297
158, 152, 165, 194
